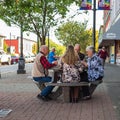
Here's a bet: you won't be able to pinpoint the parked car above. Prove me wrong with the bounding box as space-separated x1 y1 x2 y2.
24 55 32 63
11 55 19 64
0 50 11 65
28 52 36 62
24 52 36 63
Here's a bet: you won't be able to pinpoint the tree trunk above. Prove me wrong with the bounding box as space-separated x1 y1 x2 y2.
40 36 46 45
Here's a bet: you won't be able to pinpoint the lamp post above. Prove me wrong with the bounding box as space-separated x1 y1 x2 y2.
10 32 11 54
48 30 50 52
37 35 40 53
93 0 96 49
17 23 26 74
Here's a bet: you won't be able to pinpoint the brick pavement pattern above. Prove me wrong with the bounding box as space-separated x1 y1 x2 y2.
0 68 117 120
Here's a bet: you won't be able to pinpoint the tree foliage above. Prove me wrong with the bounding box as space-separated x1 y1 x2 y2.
3 41 8 52
55 21 93 52
0 0 82 45
32 43 37 54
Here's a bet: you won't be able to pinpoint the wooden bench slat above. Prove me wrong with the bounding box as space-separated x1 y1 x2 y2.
45 80 103 102
45 82 89 87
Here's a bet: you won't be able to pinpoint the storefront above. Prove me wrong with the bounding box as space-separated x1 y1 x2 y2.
99 18 120 65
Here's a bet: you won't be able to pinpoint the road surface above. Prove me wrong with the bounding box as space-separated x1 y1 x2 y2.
0 63 33 73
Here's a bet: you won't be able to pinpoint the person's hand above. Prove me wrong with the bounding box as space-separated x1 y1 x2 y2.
81 61 88 67
54 55 60 59
52 61 58 65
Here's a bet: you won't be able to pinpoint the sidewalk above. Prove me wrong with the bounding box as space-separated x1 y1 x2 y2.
0 66 117 120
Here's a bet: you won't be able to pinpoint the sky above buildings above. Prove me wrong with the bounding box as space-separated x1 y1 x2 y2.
0 2 103 44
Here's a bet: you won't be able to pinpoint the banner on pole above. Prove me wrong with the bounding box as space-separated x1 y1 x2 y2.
98 0 110 10
80 0 92 10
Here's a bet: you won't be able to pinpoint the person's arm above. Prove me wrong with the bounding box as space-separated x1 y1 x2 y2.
81 61 88 67
98 50 101 56
50 52 57 60
40 56 56 69
52 52 58 60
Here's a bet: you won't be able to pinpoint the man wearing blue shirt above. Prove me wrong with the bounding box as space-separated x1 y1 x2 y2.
48 47 57 63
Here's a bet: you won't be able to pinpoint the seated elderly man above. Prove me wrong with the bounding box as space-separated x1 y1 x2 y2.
32 45 57 101
74 44 85 61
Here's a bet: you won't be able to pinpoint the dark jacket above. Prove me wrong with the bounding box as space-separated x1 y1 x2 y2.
78 52 85 61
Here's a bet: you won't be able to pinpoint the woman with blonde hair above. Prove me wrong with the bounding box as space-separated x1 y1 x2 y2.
61 45 84 102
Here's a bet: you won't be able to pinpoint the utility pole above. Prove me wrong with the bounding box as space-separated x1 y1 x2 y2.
93 0 96 49
10 32 11 54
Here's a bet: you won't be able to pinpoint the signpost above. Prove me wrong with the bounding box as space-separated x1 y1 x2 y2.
80 0 110 48
93 0 96 49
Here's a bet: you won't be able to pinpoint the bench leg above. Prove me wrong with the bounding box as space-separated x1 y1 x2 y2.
89 84 98 95
62 87 70 102
48 87 62 100
35 82 46 91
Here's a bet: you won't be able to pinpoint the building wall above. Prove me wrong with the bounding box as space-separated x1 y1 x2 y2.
110 0 120 24
0 36 5 50
103 0 120 31
4 39 19 54
98 25 104 44
104 12 110 31
4 38 37 55
103 7 111 31
18 37 37 55
23 39 35 54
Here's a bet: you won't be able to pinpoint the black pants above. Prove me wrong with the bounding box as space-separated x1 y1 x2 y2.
80 71 90 97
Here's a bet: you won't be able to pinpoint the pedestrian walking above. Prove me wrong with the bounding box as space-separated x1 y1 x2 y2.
98 46 109 67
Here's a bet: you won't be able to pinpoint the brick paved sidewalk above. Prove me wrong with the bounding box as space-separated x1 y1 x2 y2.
0 71 117 120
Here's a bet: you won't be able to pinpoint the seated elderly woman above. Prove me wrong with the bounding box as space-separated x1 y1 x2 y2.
81 46 104 95
82 46 104 82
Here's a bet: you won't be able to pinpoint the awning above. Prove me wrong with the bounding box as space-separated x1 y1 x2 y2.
100 17 120 46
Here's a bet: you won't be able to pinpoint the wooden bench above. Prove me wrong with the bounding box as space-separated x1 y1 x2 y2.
46 80 103 102
46 82 89 102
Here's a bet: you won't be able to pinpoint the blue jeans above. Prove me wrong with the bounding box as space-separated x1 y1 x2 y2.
33 77 54 97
